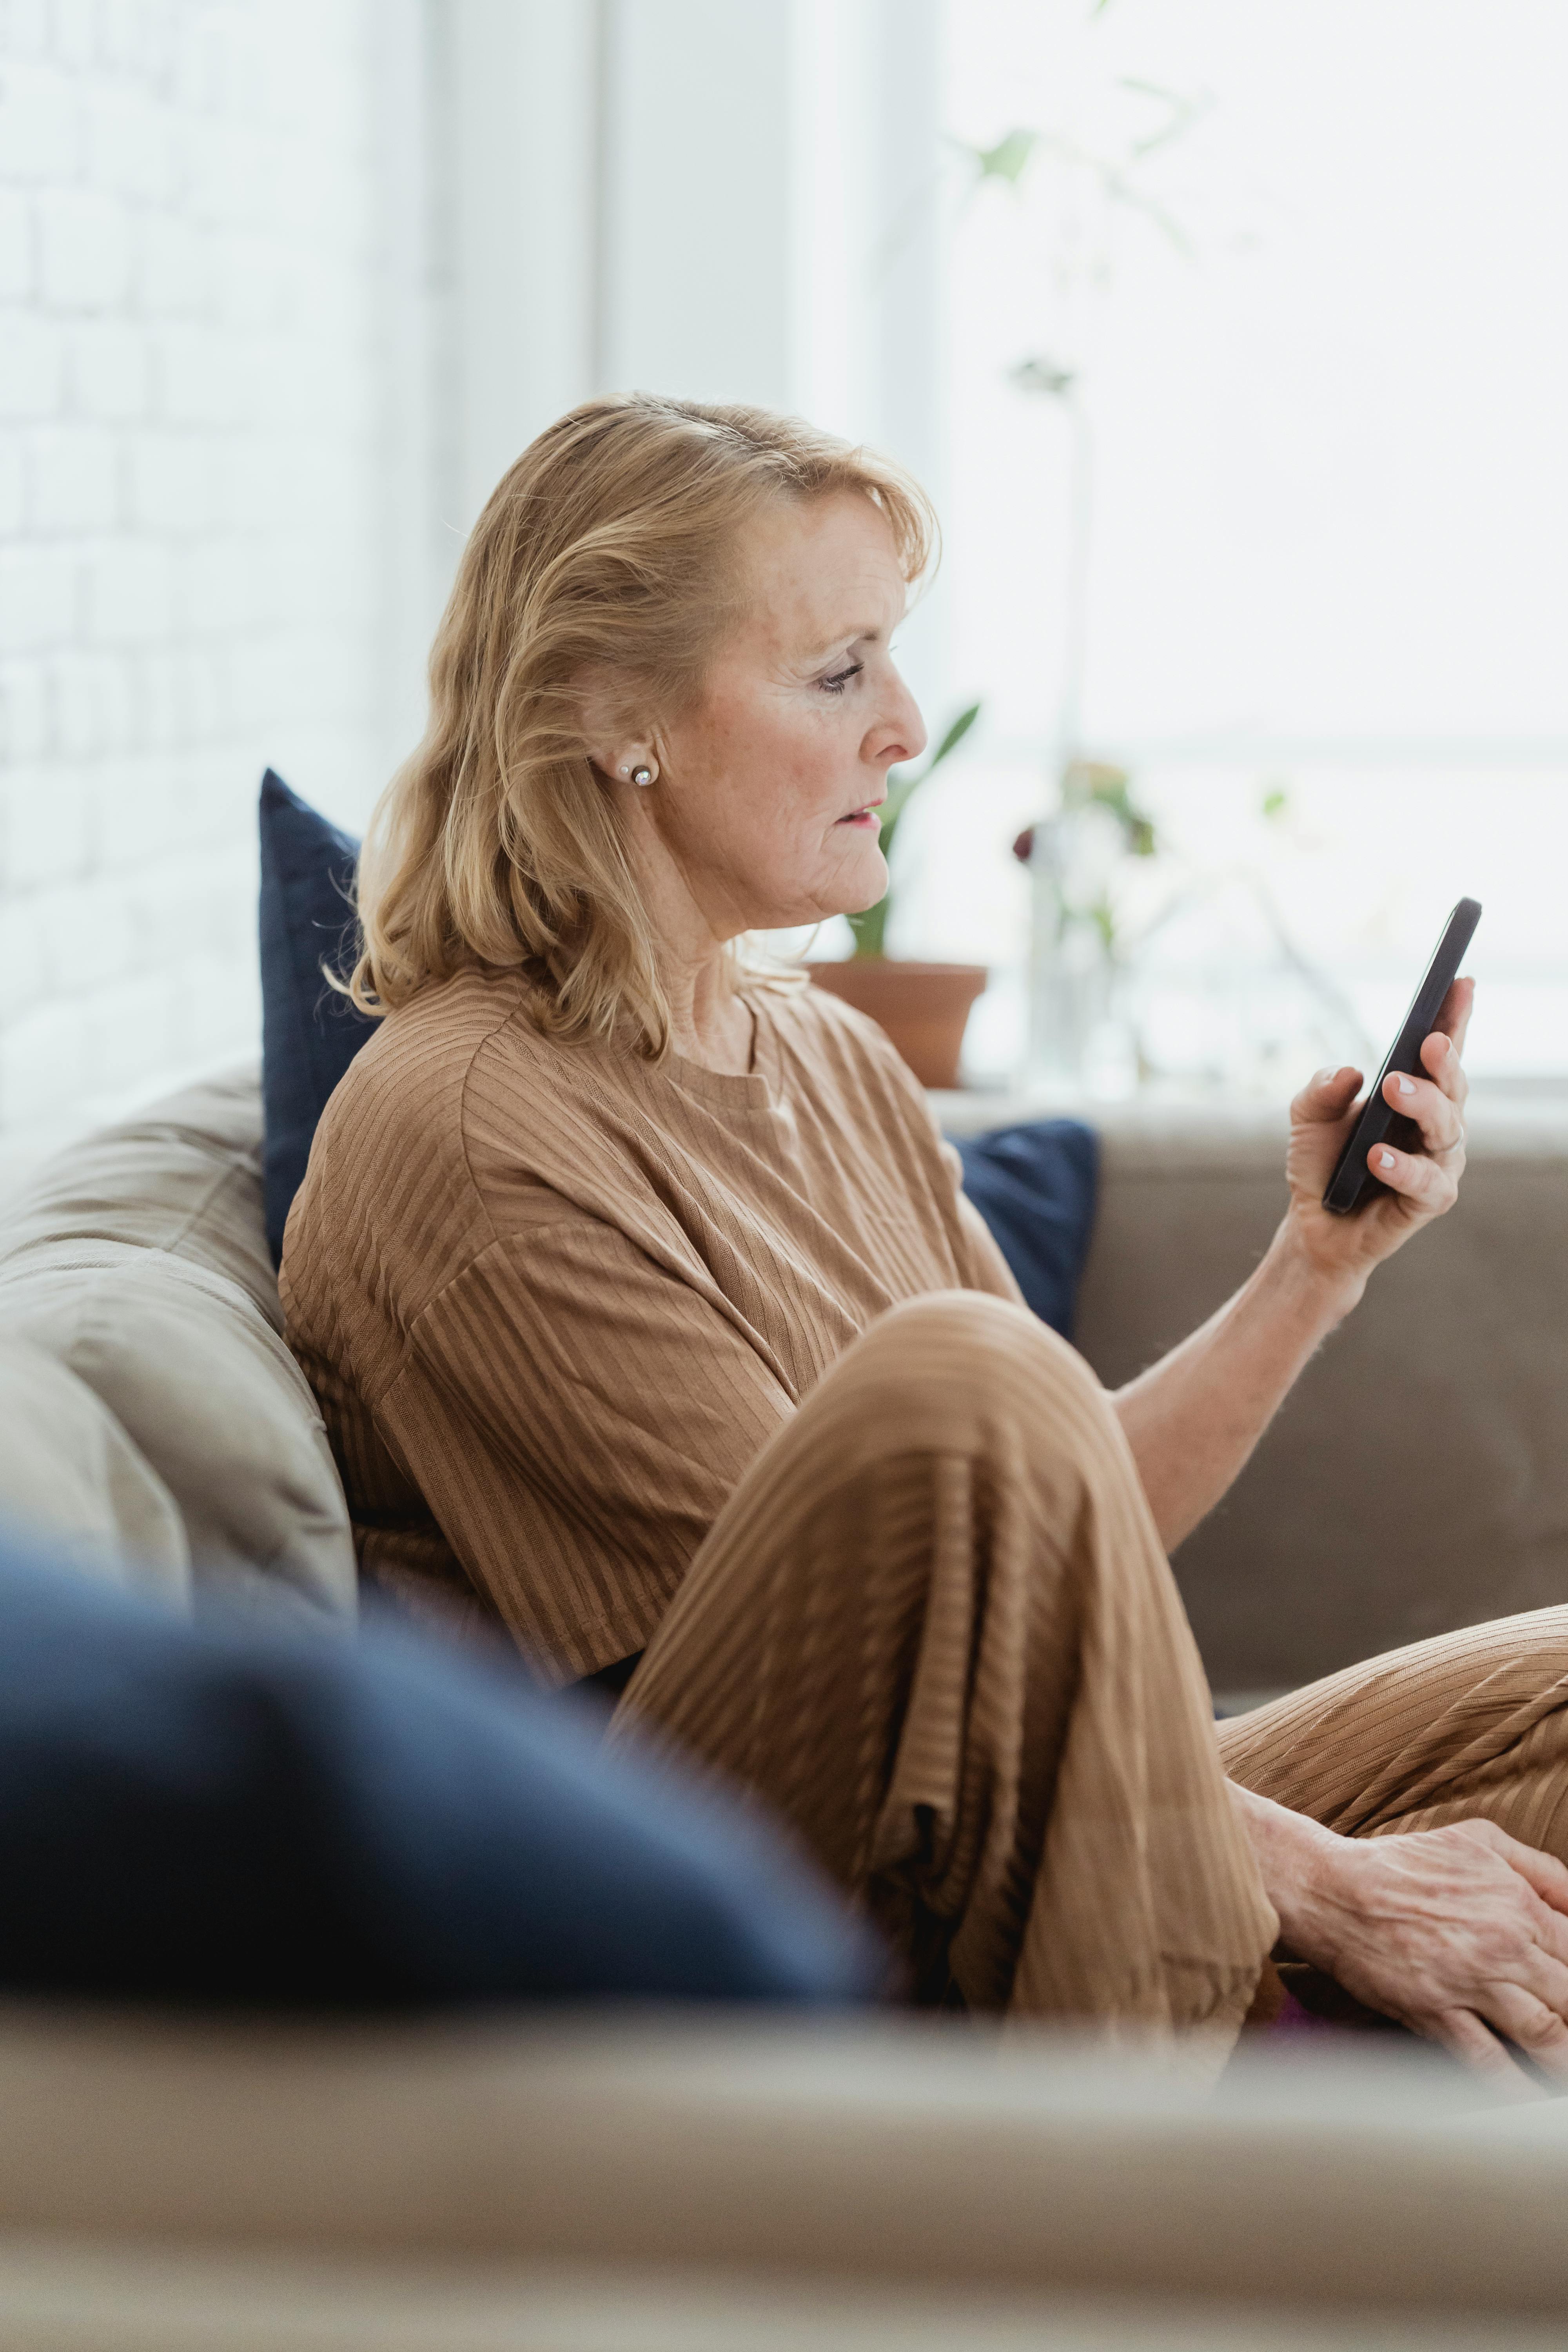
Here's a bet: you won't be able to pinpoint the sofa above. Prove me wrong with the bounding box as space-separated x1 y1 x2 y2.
7 1064 1564 1692
3 1067 1567 2345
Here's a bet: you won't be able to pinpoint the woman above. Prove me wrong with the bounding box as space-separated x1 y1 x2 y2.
283 394 1568 2084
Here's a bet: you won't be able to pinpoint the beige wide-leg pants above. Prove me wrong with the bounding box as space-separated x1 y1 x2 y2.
614 1291 1278 2043
614 1289 1568 2055
1218 1612 1568 1855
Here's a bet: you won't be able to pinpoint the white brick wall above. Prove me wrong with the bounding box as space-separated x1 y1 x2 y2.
0 0 422 1139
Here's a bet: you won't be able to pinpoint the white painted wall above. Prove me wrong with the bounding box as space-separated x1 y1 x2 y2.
599 0 793 414
788 0 950 745
441 0 948 584
0 0 949 1145
0 0 436 1139
442 0 601 532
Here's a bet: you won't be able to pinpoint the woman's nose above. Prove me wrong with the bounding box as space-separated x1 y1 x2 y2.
874 679 927 769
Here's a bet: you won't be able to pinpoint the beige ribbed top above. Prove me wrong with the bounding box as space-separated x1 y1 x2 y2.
279 967 1019 1682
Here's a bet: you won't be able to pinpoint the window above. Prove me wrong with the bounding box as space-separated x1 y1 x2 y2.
907 0 1568 1083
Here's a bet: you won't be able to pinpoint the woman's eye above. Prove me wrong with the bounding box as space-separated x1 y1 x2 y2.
818 661 863 697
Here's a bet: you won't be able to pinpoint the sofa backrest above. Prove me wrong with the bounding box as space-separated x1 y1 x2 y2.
0 1071 356 1621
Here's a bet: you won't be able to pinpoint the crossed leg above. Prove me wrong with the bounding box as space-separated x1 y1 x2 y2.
1220 1611 1568 1859
612 1291 1276 2047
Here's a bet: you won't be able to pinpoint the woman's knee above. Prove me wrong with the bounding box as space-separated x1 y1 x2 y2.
868 1287 1097 1395
818 1290 1110 1466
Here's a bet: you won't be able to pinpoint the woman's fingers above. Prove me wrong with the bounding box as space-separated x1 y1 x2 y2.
1381 1067 1466 1155
1367 978 1474 1194
1512 1837 1568 1921
1367 1139 1461 1212
1361 984 1472 1209
1430 974 1476 1060
1470 1985 1568 2086
1425 2007 1546 2100
1371 1053 1466 1214
1417 1897 1568 2089
1513 1933 1568 2027
1291 1063 1362 1127
1422 1024 1471 1105
1458 1819 1568 1946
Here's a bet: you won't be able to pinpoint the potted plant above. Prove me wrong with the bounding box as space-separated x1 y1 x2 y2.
808 702 985 1088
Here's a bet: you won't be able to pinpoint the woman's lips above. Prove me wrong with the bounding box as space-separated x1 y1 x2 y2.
836 808 882 829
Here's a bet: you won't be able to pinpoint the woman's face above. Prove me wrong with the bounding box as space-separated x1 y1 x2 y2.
648 492 928 938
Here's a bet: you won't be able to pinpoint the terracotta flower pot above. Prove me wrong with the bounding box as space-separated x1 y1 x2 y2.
808 959 988 1090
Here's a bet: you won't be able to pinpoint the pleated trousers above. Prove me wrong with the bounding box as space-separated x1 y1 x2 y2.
612 1290 1279 2047
1218 1611 1568 1857
613 1289 1568 2056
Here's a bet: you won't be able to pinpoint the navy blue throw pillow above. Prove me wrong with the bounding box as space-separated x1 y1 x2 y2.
0 1530 880 2010
954 1117 1100 1340
258 769 376 1266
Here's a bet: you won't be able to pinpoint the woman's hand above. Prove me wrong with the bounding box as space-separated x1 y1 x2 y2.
1236 1785 1568 2092
1299 1820 1568 2089
1280 976 1474 1300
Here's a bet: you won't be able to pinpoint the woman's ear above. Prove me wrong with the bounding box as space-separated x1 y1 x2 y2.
575 668 650 786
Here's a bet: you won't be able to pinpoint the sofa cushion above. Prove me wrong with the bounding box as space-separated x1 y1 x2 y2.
259 769 376 1268
0 1535 878 2009
0 1066 280 1329
0 1340 189 1603
0 1248 355 1621
0 1075 355 1621
1073 1096 1568 1692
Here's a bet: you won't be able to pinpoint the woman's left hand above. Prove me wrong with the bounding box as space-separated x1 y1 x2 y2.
1287 1816 1568 2092
1281 976 1474 1296
1234 1783 1568 2093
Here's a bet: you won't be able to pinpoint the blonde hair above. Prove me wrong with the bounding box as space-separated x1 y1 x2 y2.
343 394 935 1056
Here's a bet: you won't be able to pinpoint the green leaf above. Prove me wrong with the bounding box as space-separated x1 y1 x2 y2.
972 128 1037 186
881 701 982 836
927 699 982 771
1260 784 1290 822
875 773 921 851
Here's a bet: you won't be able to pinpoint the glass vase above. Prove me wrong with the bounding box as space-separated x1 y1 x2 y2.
1027 808 1137 1095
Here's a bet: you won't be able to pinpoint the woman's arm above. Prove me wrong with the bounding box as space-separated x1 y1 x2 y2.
1113 981 1474 1551
1112 1219 1356 1554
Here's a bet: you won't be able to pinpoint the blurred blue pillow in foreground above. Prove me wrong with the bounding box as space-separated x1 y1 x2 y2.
0 1529 880 2011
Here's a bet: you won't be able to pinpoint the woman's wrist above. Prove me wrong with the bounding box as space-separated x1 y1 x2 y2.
1229 1779 1351 1963
1263 1210 1368 1334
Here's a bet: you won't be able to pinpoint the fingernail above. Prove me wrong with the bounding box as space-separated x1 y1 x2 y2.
1379 1149 1397 1169
1312 1067 1333 1087
1396 1075 1416 1096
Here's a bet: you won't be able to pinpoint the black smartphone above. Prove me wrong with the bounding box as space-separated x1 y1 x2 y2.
1321 897 1482 1216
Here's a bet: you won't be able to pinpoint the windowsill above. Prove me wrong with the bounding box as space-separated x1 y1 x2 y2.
934 1076 1568 1160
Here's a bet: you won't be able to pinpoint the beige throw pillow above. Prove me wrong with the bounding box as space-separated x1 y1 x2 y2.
0 1070 356 1620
